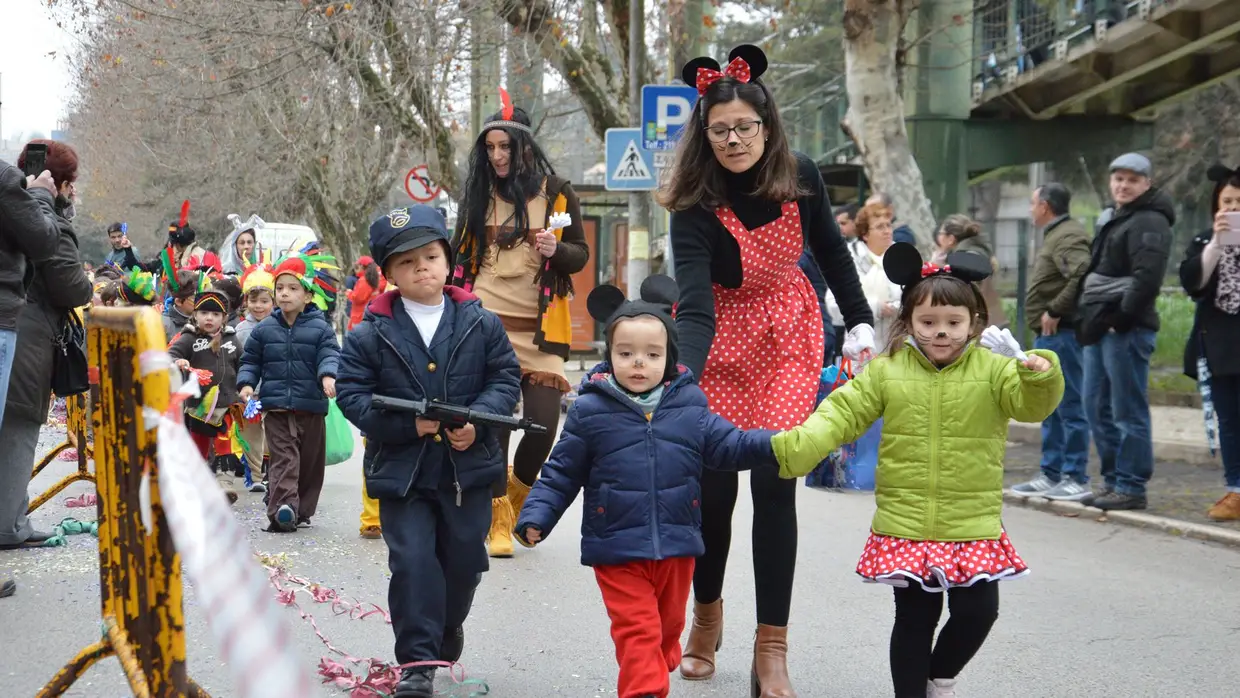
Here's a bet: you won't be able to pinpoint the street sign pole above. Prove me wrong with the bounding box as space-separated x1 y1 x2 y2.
627 0 650 299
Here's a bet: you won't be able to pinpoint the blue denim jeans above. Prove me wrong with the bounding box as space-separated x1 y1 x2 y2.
1084 329 1157 496
0 329 16 428
1035 329 1090 483
1211 373 1240 491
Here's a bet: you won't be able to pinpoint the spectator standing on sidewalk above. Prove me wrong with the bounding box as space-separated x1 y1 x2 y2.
104 222 139 268
1012 183 1093 501
1077 153 1174 511
866 191 918 246
1180 164 1240 521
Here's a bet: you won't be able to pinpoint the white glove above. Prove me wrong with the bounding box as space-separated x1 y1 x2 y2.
980 326 1028 362
841 323 877 364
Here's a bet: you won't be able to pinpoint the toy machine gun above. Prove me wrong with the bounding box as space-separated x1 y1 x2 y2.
370 395 549 434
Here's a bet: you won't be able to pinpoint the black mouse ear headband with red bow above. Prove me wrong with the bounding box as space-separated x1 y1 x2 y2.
883 242 993 289
682 44 769 97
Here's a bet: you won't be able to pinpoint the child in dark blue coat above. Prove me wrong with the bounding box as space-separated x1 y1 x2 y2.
515 276 777 698
236 251 340 533
335 206 521 698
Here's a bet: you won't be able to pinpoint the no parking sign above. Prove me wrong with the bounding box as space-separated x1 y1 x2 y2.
404 165 441 203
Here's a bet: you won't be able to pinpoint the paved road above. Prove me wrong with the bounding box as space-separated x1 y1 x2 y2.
2 426 1238 697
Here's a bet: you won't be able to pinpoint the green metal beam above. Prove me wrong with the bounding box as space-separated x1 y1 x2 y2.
963 117 1153 172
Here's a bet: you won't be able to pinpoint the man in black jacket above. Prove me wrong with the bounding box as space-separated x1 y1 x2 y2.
0 163 60 426
1078 153 1173 511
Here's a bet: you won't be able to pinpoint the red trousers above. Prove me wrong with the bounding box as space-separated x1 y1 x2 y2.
594 557 695 698
189 430 213 460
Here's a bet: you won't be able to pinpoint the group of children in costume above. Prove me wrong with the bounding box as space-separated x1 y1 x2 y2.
328 195 1064 698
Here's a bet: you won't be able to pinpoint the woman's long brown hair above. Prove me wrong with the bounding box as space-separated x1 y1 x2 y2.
655 78 805 211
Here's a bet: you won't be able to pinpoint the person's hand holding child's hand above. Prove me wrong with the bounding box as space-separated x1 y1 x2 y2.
321 376 336 397
1022 354 1052 373
524 526 542 544
239 386 254 400
174 359 191 372
416 418 440 438
446 423 476 451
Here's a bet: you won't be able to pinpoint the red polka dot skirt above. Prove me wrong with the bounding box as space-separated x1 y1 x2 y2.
701 202 824 430
855 529 1029 591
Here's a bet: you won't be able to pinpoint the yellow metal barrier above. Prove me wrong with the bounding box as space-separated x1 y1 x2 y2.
28 392 96 513
37 307 210 698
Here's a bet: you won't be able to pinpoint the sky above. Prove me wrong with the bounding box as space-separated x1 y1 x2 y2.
0 0 75 140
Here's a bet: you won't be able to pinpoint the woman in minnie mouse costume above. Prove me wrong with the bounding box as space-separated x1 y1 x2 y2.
773 243 1064 698
657 44 877 697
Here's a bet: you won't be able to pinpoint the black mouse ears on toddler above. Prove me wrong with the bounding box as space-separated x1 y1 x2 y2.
883 242 994 289
586 275 680 325
681 44 769 94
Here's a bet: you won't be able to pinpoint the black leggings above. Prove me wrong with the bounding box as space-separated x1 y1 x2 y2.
491 378 563 497
890 582 1000 697
693 466 798 626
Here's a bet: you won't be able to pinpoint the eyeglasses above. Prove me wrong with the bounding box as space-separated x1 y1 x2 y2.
704 120 763 143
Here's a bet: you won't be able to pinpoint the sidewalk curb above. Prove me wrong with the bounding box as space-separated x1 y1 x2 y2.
1003 492 1240 547
1007 423 1216 467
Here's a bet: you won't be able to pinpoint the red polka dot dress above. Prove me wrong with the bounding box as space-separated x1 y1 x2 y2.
701 202 824 430
855 530 1029 591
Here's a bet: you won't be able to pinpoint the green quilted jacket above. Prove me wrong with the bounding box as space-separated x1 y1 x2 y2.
772 343 1064 541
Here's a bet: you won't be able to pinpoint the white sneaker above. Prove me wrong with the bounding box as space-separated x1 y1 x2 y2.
1043 479 1092 501
927 678 957 697
1010 474 1056 497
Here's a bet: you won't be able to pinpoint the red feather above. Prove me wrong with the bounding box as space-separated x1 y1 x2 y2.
498 87 514 121
178 200 191 227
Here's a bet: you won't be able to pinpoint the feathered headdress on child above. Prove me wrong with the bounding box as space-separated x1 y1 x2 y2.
271 251 339 307
118 268 159 306
479 86 532 135
240 260 275 296
159 200 192 293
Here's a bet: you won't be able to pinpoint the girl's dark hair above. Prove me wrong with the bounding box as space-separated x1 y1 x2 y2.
454 107 556 270
939 213 983 242
247 286 271 300
884 275 988 356
656 78 805 211
173 271 199 301
363 262 380 289
213 276 243 313
94 266 123 281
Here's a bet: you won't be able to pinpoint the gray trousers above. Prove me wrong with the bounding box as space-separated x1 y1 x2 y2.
0 416 40 545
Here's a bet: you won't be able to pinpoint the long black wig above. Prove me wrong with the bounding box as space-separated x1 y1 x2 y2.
454 106 557 270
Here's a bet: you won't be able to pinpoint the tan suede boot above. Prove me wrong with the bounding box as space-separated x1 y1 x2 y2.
487 497 514 558
506 468 534 516
679 599 723 680
1208 492 1240 521
750 624 796 698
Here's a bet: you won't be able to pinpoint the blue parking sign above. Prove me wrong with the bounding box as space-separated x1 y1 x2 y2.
641 85 699 151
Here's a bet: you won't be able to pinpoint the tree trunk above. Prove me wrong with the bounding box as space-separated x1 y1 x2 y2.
841 0 937 248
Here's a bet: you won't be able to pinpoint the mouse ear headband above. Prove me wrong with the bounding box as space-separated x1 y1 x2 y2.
586 275 681 325
683 44 768 96
1207 163 1240 183
883 242 993 289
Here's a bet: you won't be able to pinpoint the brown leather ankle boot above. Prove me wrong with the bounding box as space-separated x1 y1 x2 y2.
679 599 723 680
750 624 796 698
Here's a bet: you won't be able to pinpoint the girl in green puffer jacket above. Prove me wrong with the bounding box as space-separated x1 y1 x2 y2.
772 243 1064 698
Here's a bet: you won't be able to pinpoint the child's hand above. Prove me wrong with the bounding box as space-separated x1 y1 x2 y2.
416 418 440 437
174 358 191 372
525 526 542 544
1022 354 1052 373
321 376 336 398
446 423 476 451
239 386 254 401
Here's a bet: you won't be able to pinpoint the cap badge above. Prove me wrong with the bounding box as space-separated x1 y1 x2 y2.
388 208 410 228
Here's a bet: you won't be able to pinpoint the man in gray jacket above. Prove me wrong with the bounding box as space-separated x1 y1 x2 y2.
0 160 61 598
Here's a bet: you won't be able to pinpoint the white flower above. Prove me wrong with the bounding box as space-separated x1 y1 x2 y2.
548 212 572 230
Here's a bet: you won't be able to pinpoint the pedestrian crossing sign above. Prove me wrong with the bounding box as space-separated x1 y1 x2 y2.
605 128 658 191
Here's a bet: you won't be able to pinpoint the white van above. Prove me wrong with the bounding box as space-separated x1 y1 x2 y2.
255 223 319 258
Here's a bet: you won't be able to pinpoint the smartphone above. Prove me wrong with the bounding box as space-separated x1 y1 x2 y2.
1223 212 1240 247
22 144 48 179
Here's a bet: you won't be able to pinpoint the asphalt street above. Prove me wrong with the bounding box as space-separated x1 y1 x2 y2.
2 425 1238 698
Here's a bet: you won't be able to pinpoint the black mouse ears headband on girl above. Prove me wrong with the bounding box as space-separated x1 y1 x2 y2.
682 44 769 96
586 275 681 325
479 86 531 135
1207 163 1240 182
883 242 993 288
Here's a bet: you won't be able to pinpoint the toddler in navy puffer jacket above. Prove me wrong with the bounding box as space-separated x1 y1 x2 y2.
515 276 777 698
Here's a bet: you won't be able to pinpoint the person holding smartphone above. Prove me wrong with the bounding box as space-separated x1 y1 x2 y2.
1181 164 1240 521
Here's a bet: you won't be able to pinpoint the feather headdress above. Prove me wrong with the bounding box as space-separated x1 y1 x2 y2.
479 86 532 135
119 268 159 306
240 260 275 295
272 251 339 306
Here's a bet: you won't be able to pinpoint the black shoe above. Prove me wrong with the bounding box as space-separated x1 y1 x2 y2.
1093 491 1147 511
393 668 435 698
0 579 15 598
0 530 54 551
1080 484 1115 507
297 518 311 528
440 626 464 663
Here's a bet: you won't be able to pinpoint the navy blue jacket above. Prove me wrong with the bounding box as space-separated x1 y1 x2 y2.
236 305 339 414
893 222 916 246
335 288 521 500
515 365 777 567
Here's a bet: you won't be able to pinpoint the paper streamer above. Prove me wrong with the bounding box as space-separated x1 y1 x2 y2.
157 414 315 698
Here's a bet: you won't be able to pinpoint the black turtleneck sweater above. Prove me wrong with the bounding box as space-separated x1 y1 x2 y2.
669 152 873 377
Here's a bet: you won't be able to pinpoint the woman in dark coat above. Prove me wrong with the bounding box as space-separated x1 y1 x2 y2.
0 141 93 550
1181 164 1240 522
658 46 876 697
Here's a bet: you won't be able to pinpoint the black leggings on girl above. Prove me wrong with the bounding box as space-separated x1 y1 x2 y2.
890 582 999 697
693 466 798 626
490 378 562 498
